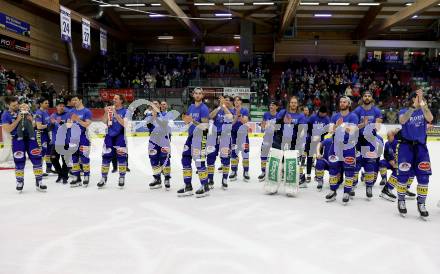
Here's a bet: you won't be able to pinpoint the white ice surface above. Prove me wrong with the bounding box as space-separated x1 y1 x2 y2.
0 136 440 274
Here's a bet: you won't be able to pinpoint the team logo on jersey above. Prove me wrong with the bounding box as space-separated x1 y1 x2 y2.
220 147 230 156
79 146 89 153
366 151 378 158
242 143 249 150
183 145 189 152
117 147 127 155
42 142 47 148
399 162 411 172
418 162 431 171
344 157 355 165
161 147 170 153
30 148 41 156
192 148 201 156
149 149 157 156
329 155 339 163
206 146 215 153
13 151 24 159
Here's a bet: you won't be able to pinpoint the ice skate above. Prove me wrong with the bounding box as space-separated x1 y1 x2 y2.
36 180 47 192
258 172 266 182
83 176 89 188
229 171 237 181
398 200 407 217
55 175 63 183
342 192 350 205
417 203 429 219
349 190 355 200
306 175 311 183
208 179 214 189
316 180 323 191
70 176 82 188
326 191 337 202
299 175 307 188
195 184 210 198
149 178 162 189
97 177 107 188
379 177 387 186
406 190 416 200
177 184 193 197
164 179 170 190
380 186 396 202
366 186 373 200
221 178 228 190
16 182 24 192
118 177 125 188
243 171 250 182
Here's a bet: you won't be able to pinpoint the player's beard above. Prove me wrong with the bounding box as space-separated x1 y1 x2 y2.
363 99 371 105
340 106 349 111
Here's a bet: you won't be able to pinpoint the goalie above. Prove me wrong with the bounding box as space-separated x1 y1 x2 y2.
264 96 307 196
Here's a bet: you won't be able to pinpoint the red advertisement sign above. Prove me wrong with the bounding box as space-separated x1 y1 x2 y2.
99 89 135 102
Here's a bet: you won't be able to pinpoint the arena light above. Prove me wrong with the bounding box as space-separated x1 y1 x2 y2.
412 15 418 19
125 3 145 7
233 35 240 39
300 2 320 5
314 13 332 17
358 2 380 6
328 2 350 5
253 2 275 5
194 2 215 6
223 2 245 5
151 3 162 6
99 4 119 7
405 3 413 6
215 13 232 17
157 35 174 40
150 14 165 17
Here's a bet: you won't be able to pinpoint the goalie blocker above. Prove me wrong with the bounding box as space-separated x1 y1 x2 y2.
264 148 300 197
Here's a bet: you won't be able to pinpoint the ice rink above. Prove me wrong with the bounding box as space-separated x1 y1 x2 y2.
1 136 440 274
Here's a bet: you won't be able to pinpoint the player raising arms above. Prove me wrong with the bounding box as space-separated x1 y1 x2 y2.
178 88 211 197
208 96 233 189
1 96 46 192
229 96 251 182
258 101 278 181
97 94 128 189
68 95 92 187
396 89 433 218
325 96 359 204
353 90 383 199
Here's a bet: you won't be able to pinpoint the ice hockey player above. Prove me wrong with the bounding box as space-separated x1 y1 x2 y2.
315 137 334 191
325 96 359 204
68 95 92 187
1 96 46 192
208 96 233 189
97 94 128 189
34 98 55 176
229 96 251 182
395 89 433 218
258 100 278 181
353 90 383 199
177 88 211 197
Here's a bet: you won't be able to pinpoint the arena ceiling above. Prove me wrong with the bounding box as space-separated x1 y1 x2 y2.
59 0 440 44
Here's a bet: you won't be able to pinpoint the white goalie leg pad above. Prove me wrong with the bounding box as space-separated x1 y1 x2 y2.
284 150 300 197
264 148 284 194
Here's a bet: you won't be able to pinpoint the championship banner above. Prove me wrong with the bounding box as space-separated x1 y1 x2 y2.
99 89 134 102
100 28 107 55
82 18 91 50
0 34 30 55
0 12 30 37
60 6 71 42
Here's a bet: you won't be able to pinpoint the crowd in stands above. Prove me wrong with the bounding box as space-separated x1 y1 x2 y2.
273 57 440 124
81 53 239 90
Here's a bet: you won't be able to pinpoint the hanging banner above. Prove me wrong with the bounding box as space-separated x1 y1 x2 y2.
60 6 71 42
0 12 31 37
82 18 91 50
100 28 107 55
